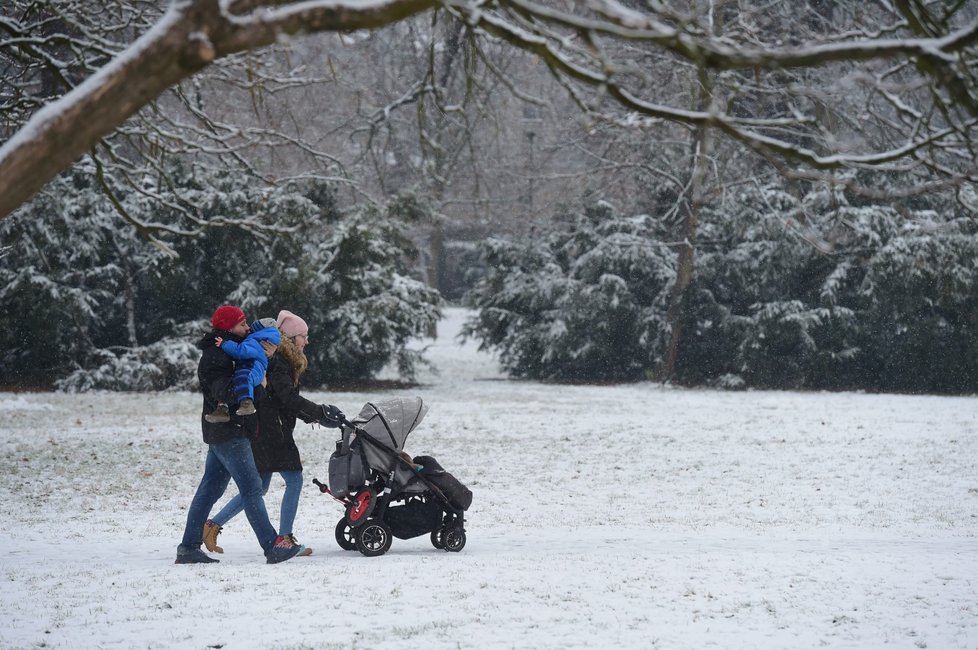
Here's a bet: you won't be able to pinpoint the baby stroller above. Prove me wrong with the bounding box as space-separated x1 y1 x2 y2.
312 397 472 557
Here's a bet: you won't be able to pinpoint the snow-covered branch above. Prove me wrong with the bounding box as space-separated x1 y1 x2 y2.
0 0 438 221
2 0 977 224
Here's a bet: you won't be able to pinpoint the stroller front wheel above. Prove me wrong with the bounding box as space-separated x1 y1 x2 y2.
354 519 393 557
345 488 377 527
335 517 357 551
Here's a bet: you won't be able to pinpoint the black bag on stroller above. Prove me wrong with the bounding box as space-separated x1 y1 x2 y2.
327 439 365 499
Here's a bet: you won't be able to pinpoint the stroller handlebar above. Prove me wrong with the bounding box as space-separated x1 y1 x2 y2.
318 404 353 430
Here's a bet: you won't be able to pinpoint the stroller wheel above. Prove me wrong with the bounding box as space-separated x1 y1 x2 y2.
430 527 446 549
443 526 466 553
345 488 376 527
354 519 392 557
334 517 357 551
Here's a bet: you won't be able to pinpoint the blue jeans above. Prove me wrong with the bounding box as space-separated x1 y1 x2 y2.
179 437 277 552
212 470 304 536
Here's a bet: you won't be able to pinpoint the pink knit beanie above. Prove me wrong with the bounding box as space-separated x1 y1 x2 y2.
276 310 309 338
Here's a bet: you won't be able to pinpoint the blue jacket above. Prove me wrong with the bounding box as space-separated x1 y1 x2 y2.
220 325 282 389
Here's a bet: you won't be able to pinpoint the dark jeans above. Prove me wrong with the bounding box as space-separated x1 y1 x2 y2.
179 437 277 552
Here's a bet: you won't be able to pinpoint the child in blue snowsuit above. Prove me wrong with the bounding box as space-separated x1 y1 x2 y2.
205 319 281 422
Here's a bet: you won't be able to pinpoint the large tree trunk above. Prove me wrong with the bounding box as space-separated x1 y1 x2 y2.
655 73 715 382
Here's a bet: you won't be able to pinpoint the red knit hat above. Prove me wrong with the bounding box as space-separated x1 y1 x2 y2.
211 305 246 331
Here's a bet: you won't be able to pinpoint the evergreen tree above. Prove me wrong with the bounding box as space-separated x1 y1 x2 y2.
464 186 978 394
465 200 675 381
0 163 170 386
857 221 978 393
0 166 442 390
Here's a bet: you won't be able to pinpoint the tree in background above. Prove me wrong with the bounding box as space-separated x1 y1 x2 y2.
0 164 440 390
464 185 978 394
2 0 976 222
464 199 676 381
3 0 977 393
0 161 159 387
223 190 443 386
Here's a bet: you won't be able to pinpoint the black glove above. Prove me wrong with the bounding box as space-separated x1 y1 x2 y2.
320 404 345 428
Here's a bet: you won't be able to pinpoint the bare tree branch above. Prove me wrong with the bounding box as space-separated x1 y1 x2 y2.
0 0 437 220
2 0 977 223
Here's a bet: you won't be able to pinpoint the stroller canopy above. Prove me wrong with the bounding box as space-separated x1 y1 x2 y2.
352 397 429 453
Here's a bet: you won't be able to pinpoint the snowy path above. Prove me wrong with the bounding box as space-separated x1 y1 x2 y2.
0 308 976 649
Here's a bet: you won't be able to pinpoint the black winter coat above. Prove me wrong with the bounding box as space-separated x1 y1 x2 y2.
196 330 253 444
252 356 321 473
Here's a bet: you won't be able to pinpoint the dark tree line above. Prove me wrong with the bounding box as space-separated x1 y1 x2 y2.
2 1 977 392
464 185 978 394
0 163 440 390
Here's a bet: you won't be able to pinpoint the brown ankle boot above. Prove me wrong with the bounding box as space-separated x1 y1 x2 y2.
203 520 224 553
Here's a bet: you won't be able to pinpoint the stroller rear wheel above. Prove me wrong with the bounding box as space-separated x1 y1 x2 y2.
443 526 466 552
354 519 393 557
334 517 357 551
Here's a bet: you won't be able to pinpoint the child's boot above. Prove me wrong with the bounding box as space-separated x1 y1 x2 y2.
236 399 256 416
205 404 230 423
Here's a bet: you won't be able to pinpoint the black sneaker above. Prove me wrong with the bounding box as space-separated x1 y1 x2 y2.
205 404 230 423
175 546 219 564
265 535 301 564
235 399 256 416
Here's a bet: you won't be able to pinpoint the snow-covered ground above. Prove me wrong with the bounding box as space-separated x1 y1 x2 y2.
1 307 976 649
